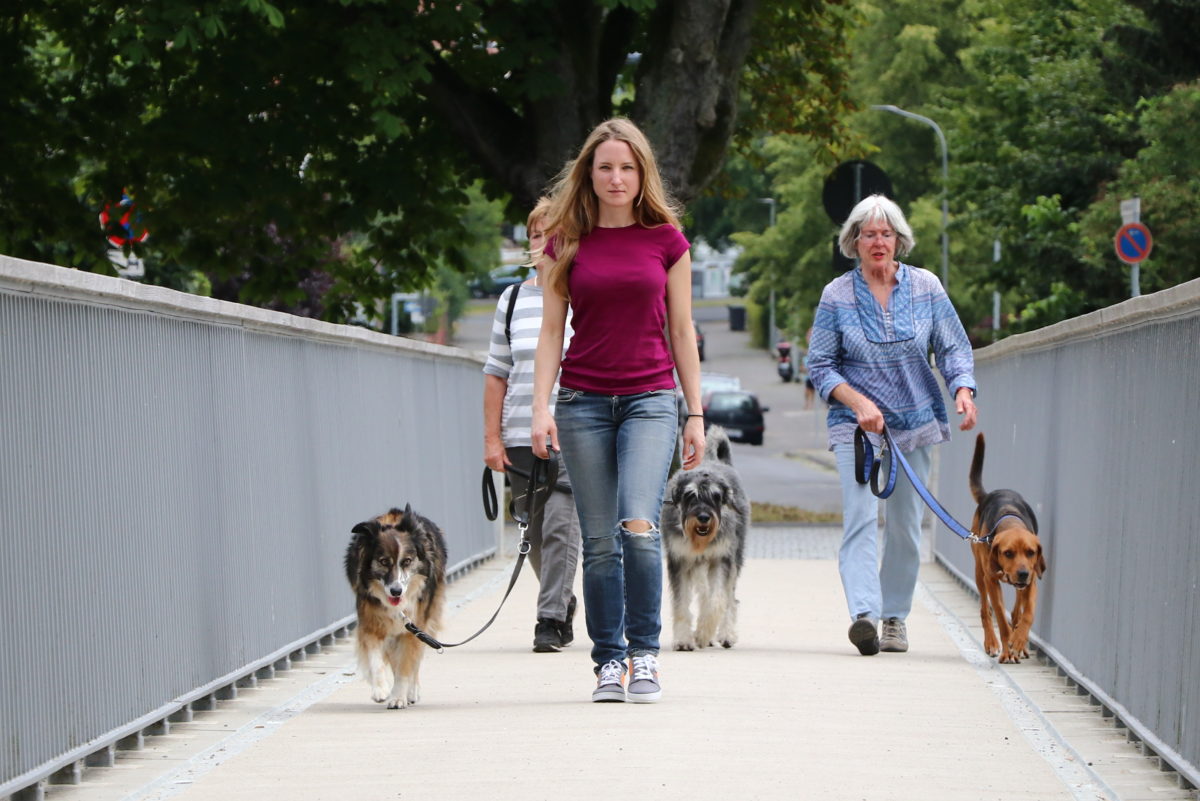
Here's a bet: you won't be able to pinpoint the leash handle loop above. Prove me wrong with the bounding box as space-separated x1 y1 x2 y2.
482 467 499 521
854 424 976 542
425 454 553 652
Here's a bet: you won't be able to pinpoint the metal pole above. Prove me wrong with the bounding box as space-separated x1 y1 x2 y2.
992 239 1001 334
871 105 950 288
758 198 777 346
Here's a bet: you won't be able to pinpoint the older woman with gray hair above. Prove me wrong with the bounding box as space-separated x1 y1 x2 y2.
806 194 978 656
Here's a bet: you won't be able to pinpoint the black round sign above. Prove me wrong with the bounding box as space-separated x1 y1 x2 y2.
822 160 893 225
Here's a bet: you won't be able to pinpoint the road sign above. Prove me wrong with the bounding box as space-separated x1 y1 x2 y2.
1114 222 1153 264
821 160 893 225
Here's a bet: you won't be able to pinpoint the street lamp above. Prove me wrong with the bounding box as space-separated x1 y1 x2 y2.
871 104 950 288
758 197 778 346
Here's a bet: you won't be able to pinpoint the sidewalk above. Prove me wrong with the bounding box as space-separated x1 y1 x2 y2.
46 527 1190 801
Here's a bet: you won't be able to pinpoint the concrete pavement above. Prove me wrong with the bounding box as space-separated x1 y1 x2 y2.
42 522 1194 801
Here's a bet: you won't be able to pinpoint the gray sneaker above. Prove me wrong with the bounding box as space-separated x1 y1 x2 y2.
592 659 626 702
848 613 880 656
627 654 661 703
880 617 909 652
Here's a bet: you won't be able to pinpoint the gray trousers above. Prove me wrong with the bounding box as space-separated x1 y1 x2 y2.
505 447 581 622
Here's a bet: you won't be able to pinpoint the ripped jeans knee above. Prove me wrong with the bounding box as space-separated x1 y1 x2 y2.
620 518 659 537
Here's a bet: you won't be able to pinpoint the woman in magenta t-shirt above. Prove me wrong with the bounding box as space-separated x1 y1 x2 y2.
532 118 705 704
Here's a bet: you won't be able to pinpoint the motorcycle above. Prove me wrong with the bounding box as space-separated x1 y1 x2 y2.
776 340 794 383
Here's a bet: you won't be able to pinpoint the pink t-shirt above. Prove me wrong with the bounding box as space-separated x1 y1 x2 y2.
548 223 690 395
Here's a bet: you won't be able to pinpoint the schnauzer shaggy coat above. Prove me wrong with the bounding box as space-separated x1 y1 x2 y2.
661 426 750 650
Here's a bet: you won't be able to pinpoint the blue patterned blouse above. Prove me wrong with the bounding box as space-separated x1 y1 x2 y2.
806 263 977 453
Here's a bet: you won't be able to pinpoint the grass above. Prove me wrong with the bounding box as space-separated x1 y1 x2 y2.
750 501 841 525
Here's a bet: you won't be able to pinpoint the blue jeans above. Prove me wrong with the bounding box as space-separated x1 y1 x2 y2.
554 387 678 667
833 442 932 622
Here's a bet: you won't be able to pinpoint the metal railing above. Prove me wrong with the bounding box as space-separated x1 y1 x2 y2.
934 277 1200 790
0 255 499 797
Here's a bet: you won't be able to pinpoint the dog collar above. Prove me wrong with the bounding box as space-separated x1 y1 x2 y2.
982 514 1026 544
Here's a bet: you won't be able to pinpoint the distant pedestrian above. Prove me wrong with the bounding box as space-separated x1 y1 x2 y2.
531 118 704 703
806 194 977 656
483 199 580 653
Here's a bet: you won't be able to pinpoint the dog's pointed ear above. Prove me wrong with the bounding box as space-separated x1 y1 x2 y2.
1036 544 1047 577
351 520 379 539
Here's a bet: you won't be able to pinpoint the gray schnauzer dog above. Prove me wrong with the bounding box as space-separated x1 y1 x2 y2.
661 426 749 650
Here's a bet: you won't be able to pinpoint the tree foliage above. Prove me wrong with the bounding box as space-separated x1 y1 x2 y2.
2 1 855 325
728 0 1200 345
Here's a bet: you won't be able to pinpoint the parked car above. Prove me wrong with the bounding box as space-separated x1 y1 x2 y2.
701 389 768 446
679 372 741 417
469 265 526 298
694 320 706 361
700 372 740 394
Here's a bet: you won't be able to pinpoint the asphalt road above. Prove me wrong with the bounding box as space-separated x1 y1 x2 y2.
454 297 842 514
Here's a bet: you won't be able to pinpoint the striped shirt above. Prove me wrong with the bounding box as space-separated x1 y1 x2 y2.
482 283 573 447
806 263 976 453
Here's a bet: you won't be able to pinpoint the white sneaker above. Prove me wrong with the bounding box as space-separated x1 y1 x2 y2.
592 659 626 702
627 654 661 703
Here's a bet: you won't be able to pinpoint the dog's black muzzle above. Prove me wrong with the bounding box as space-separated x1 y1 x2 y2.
692 510 716 536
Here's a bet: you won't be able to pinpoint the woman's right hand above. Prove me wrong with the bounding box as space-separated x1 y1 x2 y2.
853 397 885 434
831 381 885 434
530 408 559 460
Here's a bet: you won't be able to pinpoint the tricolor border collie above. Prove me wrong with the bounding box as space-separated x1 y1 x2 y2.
344 505 447 708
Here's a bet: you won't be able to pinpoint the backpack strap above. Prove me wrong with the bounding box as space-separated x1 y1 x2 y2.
504 283 521 346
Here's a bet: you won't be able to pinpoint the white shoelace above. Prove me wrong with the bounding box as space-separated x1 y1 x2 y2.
630 654 658 681
597 659 625 685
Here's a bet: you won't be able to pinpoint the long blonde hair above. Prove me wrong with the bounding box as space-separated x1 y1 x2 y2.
542 118 682 301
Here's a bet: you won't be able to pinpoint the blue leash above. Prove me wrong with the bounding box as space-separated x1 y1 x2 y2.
853 425 984 543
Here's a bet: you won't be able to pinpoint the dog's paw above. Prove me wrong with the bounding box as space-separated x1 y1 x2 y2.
720 636 736 649
1008 639 1030 661
673 639 696 652
369 678 390 703
385 696 410 709
999 649 1020 664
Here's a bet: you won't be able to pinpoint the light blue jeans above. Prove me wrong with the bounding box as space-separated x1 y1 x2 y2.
553 387 678 668
833 442 932 622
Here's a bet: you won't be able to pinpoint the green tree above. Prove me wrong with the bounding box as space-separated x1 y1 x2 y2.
1078 81 1200 296
2 1 856 326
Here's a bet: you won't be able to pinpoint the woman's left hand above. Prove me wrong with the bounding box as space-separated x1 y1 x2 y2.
955 387 978 431
681 417 706 470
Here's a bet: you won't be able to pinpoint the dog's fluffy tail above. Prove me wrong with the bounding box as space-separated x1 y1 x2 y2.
969 432 987 504
705 425 734 465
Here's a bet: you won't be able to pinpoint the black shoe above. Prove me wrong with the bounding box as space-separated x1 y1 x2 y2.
558 594 577 647
848 613 880 656
533 619 563 652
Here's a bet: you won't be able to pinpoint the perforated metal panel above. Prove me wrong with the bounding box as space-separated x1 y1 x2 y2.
934 280 1200 785
0 256 496 793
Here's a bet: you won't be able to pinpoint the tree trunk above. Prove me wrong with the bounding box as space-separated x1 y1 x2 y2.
631 0 759 203
421 0 758 209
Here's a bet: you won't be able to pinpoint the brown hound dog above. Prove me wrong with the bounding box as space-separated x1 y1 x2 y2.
969 433 1047 663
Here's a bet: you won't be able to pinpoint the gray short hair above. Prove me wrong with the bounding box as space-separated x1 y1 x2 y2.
837 194 915 259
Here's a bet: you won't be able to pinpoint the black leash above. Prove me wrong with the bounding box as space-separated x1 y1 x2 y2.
481 461 571 522
405 457 550 652
853 425 984 543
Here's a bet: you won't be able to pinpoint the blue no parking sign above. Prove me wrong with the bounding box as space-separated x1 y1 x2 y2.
1114 222 1153 264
